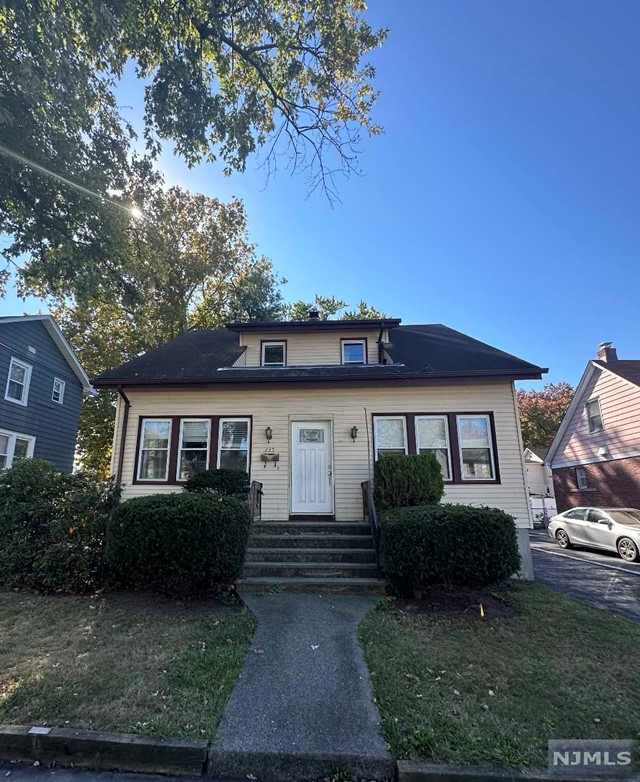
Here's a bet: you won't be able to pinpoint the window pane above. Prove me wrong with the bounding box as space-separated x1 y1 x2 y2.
142 421 170 449
219 449 248 471
7 381 23 401
181 420 209 448
0 435 9 457
458 417 490 447
220 420 249 449
587 400 602 431
14 438 29 460
375 418 405 449
462 448 493 479
418 447 450 480
179 450 208 479
343 342 365 363
139 450 168 480
299 428 324 443
10 363 26 384
263 344 284 364
417 418 447 448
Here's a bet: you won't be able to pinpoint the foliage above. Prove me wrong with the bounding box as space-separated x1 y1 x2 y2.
0 459 121 592
381 504 521 595
0 0 387 301
517 382 574 449
285 294 386 321
374 454 444 511
106 493 251 596
184 469 250 499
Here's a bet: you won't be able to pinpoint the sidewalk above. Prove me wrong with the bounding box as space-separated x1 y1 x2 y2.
209 592 394 782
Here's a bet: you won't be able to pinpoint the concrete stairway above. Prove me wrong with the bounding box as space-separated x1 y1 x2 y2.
239 520 386 594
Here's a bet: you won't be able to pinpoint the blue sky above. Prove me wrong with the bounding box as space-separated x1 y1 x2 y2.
2 0 639 389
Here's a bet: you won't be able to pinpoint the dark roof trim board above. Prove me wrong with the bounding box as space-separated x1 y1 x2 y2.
94 323 547 387
226 318 401 332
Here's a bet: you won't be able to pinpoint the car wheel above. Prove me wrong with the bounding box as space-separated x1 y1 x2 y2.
617 537 639 562
556 529 572 549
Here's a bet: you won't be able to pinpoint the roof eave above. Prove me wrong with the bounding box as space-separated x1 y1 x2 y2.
226 319 402 332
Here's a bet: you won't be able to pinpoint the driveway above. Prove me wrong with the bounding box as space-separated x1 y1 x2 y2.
530 531 640 624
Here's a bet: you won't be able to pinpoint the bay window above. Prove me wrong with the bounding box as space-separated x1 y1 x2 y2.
137 419 171 481
373 416 408 459
456 415 495 480
177 419 210 480
217 418 251 471
415 415 452 480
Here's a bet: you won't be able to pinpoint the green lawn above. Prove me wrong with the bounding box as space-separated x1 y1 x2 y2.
0 590 255 738
361 583 640 768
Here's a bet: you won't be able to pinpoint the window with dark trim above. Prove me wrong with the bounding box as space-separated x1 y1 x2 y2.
261 341 286 367
134 415 252 484
586 399 603 432
371 412 500 484
575 466 589 490
341 339 366 365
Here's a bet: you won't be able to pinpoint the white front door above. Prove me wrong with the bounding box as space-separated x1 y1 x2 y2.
291 421 333 515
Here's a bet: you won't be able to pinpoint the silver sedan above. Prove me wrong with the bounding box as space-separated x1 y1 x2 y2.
547 507 640 562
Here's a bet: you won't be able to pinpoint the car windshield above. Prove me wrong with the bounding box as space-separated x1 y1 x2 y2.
607 510 640 526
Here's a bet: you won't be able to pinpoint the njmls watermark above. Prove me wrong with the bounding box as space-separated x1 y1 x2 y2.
549 741 637 777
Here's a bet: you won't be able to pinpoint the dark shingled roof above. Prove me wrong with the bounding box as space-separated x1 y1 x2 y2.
593 359 640 388
94 323 546 386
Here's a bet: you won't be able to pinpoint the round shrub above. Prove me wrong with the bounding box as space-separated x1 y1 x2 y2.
381 504 521 595
106 492 251 596
374 453 444 511
183 468 249 499
0 458 120 593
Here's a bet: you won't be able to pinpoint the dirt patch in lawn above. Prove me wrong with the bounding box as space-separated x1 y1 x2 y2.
386 584 520 621
106 589 243 616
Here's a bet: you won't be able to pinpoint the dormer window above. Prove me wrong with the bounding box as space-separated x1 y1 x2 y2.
341 339 366 365
262 341 286 367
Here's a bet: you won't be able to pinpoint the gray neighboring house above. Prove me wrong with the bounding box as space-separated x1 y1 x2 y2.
0 315 93 472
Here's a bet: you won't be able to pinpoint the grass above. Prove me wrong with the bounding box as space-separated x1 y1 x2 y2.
0 589 255 738
360 583 640 768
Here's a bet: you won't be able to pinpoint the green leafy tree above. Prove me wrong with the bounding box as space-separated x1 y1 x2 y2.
516 382 575 449
0 0 387 299
285 294 386 320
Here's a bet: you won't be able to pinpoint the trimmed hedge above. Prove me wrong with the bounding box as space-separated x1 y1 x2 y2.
374 453 444 511
0 459 120 593
381 504 521 595
183 468 249 499
106 492 251 596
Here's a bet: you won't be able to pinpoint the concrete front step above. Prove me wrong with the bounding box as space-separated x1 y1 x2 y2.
249 533 375 549
246 547 376 563
238 576 386 595
243 561 380 579
252 521 371 536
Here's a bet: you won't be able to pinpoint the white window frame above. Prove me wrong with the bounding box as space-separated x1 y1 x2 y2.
586 398 603 432
341 339 367 365
217 417 251 473
576 466 588 490
415 415 453 481
261 341 286 367
136 418 172 482
373 415 409 460
176 418 211 481
52 377 66 404
5 357 32 406
0 429 36 469
456 414 496 481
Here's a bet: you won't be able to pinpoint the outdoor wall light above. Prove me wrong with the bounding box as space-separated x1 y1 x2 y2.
351 426 358 441
265 426 273 442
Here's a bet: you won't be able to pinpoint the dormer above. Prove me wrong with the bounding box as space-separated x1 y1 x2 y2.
225 316 402 368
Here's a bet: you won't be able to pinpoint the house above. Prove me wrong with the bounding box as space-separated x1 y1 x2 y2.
94 315 546 588
0 315 93 472
523 447 557 523
547 342 640 511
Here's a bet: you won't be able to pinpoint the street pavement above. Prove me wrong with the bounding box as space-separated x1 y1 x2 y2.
530 530 640 623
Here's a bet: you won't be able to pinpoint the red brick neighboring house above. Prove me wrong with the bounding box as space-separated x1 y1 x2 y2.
546 342 640 511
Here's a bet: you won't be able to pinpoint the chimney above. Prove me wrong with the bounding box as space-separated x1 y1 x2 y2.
597 341 618 363
308 310 320 320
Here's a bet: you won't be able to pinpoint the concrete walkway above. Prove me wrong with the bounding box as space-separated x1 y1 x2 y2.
209 592 394 782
